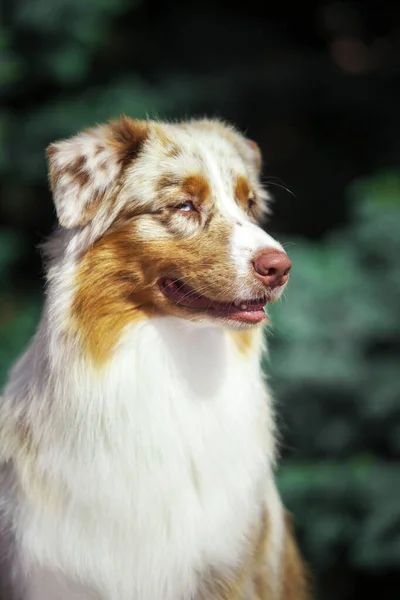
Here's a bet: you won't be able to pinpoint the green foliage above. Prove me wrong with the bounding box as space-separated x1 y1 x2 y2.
1 0 201 190
0 230 41 386
267 171 400 580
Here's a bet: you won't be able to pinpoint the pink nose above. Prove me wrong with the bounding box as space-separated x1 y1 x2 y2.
253 250 292 289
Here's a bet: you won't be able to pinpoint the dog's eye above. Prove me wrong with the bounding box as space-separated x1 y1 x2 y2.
178 201 196 212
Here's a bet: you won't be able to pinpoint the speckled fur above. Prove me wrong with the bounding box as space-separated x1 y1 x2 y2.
0 117 309 600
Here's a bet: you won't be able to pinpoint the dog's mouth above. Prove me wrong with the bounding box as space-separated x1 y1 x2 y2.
159 278 268 324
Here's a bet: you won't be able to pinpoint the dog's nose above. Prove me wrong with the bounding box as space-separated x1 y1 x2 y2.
253 250 292 288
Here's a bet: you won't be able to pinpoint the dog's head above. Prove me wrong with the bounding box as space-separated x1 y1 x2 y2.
47 117 291 362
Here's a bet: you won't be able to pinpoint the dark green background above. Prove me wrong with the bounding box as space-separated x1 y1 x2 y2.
1 1 400 598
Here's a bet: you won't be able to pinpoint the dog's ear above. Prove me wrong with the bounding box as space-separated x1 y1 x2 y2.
46 116 149 229
245 139 262 173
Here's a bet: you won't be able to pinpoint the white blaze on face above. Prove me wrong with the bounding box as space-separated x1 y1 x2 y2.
230 222 283 277
202 146 284 278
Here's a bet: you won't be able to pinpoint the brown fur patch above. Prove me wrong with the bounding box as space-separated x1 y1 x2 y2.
156 173 210 209
280 512 311 600
49 153 90 192
235 175 251 209
70 227 154 365
234 174 264 222
80 188 108 226
181 174 210 203
229 330 258 357
71 161 90 188
107 116 149 168
167 143 181 158
65 155 86 178
94 143 104 156
156 172 180 194
45 144 57 160
252 509 274 599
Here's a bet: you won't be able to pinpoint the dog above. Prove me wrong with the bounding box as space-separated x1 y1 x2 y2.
0 117 309 600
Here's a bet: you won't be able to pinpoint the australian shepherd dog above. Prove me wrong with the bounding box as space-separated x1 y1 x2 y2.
0 117 309 600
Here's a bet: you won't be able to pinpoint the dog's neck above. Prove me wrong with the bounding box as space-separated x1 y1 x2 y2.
5 307 275 459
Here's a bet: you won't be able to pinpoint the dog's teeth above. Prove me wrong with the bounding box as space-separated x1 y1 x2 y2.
240 304 248 310
234 300 242 308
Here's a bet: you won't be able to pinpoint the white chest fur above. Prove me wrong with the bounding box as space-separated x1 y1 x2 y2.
11 317 279 600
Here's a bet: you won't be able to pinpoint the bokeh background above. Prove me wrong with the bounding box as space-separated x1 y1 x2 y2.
1 1 400 598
